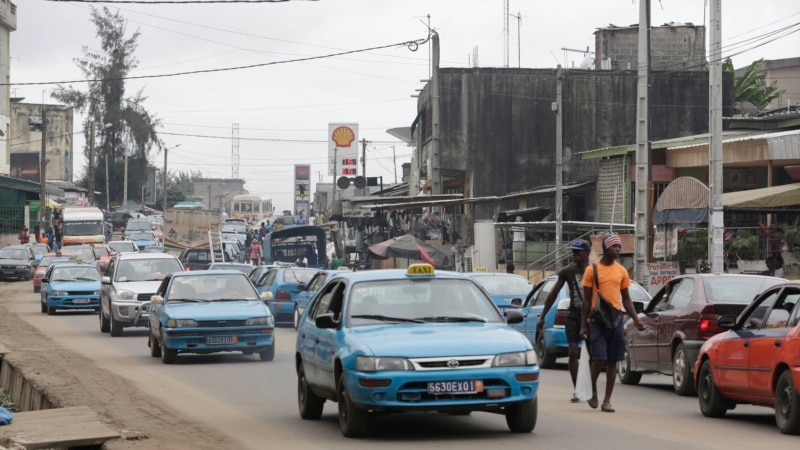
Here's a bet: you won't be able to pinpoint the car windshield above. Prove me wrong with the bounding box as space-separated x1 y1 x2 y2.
347 278 503 326
208 264 252 274
470 274 532 296
52 267 101 282
703 276 784 304
93 247 109 257
129 232 155 240
167 274 258 301
115 258 183 282
0 249 29 259
61 246 94 260
281 269 317 284
108 242 136 253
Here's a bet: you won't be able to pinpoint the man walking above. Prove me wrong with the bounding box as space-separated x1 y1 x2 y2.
536 239 591 402
580 234 644 412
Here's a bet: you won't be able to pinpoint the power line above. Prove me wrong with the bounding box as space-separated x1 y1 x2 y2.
49 0 316 4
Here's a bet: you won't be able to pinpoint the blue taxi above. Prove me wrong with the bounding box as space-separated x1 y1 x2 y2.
463 271 532 310
40 262 102 315
295 264 539 437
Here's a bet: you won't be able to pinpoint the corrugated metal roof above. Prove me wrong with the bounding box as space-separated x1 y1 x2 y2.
654 176 708 212
0 175 65 197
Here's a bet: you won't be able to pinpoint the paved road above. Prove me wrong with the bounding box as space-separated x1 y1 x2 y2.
3 280 797 449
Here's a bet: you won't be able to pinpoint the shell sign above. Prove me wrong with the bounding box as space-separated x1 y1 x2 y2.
328 123 359 177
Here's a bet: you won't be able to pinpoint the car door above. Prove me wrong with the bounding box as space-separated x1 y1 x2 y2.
149 276 172 330
747 287 799 399
655 277 695 370
628 283 674 365
299 280 343 393
510 279 546 343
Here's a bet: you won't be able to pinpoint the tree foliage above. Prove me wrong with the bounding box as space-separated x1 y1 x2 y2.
51 6 161 210
722 58 782 114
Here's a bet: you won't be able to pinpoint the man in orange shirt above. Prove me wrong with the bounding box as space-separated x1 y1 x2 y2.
580 233 644 413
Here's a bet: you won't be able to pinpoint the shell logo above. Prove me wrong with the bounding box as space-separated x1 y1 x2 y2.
331 126 356 147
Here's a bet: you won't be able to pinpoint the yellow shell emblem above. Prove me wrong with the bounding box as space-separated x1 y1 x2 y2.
331 126 355 147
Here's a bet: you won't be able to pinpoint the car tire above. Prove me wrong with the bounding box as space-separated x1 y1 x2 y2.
338 373 368 437
698 359 729 418
160 336 177 364
110 316 124 337
536 334 556 369
673 343 696 396
40 296 47 313
298 364 324 420
618 349 642 385
46 303 56 315
259 345 275 362
34 285 39 293
149 330 161 358
99 308 110 333
775 370 800 434
505 398 537 433
293 307 300 330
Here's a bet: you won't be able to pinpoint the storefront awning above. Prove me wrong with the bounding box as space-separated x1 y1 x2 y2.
723 182 800 209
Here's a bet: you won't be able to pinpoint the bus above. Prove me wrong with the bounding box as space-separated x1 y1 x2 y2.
62 207 105 245
262 225 327 269
232 194 273 223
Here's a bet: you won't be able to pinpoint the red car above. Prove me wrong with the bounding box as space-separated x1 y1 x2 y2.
91 243 113 275
619 274 782 395
32 253 76 293
695 281 800 434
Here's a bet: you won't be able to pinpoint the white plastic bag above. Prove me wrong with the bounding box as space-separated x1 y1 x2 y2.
575 339 593 401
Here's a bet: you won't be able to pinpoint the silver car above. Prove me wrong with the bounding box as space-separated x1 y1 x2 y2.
100 252 184 337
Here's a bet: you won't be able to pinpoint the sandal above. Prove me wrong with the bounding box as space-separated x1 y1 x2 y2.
601 402 615 413
588 396 598 409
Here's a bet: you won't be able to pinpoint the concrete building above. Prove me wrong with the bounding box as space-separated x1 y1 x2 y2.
756 57 800 111
8 101 75 183
0 0 16 175
190 178 247 213
594 22 706 71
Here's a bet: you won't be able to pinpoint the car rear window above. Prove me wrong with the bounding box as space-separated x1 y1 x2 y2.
704 277 784 304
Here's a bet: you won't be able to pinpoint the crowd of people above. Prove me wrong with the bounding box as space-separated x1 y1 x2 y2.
18 209 63 252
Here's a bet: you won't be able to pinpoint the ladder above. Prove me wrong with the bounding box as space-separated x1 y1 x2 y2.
208 230 225 262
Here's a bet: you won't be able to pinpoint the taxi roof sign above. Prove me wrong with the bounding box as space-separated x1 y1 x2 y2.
406 263 435 276
474 267 489 272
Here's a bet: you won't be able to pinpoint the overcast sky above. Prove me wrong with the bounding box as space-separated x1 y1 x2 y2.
11 0 799 211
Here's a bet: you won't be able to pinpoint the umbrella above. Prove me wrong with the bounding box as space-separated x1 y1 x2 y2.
368 234 450 268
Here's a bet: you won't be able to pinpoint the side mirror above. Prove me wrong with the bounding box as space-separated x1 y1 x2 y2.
315 313 338 329
101 276 111 284
150 295 164 304
261 291 273 302
634 301 645 314
504 308 524 324
718 315 737 330
41 278 49 284
297 283 307 292
510 297 523 308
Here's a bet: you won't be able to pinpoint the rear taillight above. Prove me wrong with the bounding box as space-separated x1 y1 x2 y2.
554 309 568 326
275 290 292 302
698 305 721 337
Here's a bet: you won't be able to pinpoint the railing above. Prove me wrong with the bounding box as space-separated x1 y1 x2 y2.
522 230 594 282
0 205 25 233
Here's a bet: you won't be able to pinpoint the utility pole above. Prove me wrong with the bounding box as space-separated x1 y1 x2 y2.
88 121 95 206
554 65 563 271
361 138 367 178
430 31 442 195
38 107 46 224
503 0 509 68
123 142 128 210
511 11 522 68
392 145 397 183
163 146 168 214
634 0 651 284
709 0 725 274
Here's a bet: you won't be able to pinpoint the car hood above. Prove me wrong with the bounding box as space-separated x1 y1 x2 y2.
0 258 30 265
348 323 531 356
115 280 164 294
164 301 270 320
51 280 101 291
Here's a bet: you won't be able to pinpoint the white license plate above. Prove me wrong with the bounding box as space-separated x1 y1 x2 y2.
427 380 484 395
73 298 91 304
206 336 237 345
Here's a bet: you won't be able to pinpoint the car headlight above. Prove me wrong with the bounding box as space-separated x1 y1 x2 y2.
117 290 136 300
246 316 274 326
17 265 31 270
356 356 414 372
52 291 69 296
166 319 198 328
492 350 538 367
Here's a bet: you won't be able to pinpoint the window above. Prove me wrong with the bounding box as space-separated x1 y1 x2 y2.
743 290 779 330
533 279 557 307
667 278 694 310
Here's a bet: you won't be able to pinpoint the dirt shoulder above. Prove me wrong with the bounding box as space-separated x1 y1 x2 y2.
0 282 237 450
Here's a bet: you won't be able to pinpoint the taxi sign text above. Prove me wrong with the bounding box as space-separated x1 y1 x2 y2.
407 264 435 275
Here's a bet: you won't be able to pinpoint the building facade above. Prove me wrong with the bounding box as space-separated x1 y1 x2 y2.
594 22 706 72
0 0 16 175
9 101 75 183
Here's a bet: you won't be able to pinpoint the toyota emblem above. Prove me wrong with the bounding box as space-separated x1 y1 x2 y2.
447 359 459 368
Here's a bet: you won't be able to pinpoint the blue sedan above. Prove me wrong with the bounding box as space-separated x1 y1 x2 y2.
40 262 102 315
146 270 274 364
127 231 161 252
296 264 539 437
463 272 532 310
250 266 319 323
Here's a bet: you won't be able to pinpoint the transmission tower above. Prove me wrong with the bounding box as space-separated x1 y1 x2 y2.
503 0 509 68
231 123 240 178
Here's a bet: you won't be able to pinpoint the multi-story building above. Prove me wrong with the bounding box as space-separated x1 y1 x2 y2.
0 0 17 175
9 101 75 183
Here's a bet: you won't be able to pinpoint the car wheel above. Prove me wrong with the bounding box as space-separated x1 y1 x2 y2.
40 296 47 313
337 373 368 437
298 364 324 420
536 334 556 369
33 285 39 293
99 307 110 333
618 349 642 385
775 371 800 434
698 359 729 418
110 316 124 337
505 398 537 433
673 343 696 396
149 329 161 358
293 307 300 330
258 345 275 362
160 336 177 364
46 303 56 315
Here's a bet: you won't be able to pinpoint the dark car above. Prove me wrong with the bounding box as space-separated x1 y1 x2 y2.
0 245 35 280
179 247 231 271
108 210 136 231
619 273 784 395
122 218 154 240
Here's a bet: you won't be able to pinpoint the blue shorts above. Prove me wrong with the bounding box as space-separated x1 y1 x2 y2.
589 317 625 362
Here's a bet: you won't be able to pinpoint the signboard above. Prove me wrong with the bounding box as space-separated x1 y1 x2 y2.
10 152 41 182
328 123 358 177
646 262 679 295
653 226 678 258
294 164 310 201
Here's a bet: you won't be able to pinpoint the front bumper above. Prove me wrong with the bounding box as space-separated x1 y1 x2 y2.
112 301 151 327
162 326 274 353
46 294 100 310
0 267 32 279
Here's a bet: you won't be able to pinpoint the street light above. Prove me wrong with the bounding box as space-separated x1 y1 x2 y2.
163 144 181 213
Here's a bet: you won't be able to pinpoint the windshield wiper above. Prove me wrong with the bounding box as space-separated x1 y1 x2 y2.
351 314 424 323
75 277 99 281
216 298 248 302
417 316 487 323
171 298 207 302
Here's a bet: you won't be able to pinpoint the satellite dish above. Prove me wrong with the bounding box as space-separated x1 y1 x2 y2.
353 176 367 189
336 176 351 190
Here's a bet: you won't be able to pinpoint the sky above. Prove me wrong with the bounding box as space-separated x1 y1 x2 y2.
10 0 800 212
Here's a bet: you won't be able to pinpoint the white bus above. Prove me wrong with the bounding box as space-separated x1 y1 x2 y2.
62 207 105 245
231 195 273 223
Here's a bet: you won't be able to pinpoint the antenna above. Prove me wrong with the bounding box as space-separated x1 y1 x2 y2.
503 0 510 68
231 123 240 178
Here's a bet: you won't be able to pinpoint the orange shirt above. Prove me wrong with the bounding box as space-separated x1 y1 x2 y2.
582 261 630 310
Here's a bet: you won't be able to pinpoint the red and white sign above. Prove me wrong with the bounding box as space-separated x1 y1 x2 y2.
328 123 359 177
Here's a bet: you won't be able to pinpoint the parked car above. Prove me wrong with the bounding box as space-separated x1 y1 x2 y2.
619 273 784 395
60 245 97 264
100 252 185 337
146 270 274 364
295 264 538 437
251 266 319 323
107 240 139 255
32 253 77 293
514 275 651 368
695 281 800 434
463 272 532 310
40 262 101 315
127 230 160 252
24 243 51 267
0 245 35 281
